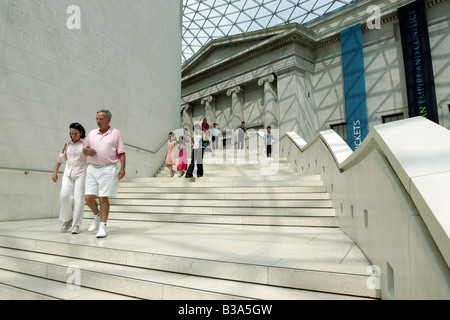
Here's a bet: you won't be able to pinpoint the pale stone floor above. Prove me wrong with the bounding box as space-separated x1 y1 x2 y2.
0 218 370 271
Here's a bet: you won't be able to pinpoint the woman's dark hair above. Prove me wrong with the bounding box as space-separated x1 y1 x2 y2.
168 132 177 141
70 122 86 139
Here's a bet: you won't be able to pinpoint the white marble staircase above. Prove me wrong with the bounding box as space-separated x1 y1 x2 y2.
0 151 379 300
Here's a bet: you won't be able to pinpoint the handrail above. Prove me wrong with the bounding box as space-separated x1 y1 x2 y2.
0 167 60 174
0 140 168 175
280 117 450 268
124 139 168 154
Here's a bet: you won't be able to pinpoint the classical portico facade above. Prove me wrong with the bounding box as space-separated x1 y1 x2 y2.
180 23 317 141
180 0 450 145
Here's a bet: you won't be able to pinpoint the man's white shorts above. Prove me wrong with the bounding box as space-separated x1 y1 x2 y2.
85 164 119 197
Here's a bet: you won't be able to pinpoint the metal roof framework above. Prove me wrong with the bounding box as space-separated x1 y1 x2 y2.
182 0 357 63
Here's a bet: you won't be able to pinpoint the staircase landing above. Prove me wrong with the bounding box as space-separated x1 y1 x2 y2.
0 218 375 300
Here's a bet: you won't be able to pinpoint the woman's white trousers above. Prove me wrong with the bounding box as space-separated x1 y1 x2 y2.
59 174 86 227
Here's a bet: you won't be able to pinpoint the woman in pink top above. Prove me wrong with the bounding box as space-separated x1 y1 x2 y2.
177 139 188 177
165 132 178 177
52 123 88 234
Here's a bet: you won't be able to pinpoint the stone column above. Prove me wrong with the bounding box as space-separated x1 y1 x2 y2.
201 95 216 125
226 85 244 130
258 74 278 129
181 103 193 133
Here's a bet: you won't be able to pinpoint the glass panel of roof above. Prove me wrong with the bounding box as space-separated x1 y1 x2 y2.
182 0 357 63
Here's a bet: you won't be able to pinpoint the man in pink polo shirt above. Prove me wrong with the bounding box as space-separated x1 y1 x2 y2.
83 109 126 238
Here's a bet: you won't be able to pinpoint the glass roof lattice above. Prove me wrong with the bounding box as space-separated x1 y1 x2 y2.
182 0 358 63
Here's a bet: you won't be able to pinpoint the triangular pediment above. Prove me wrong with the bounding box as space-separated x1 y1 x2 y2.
182 25 296 78
188 37 272 74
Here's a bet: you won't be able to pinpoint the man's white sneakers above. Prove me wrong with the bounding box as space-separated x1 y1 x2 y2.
88 214 101 232
96 222 107 238
87 214 107 238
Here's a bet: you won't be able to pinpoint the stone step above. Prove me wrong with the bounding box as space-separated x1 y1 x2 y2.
158 161 293 169
156 165 294 173
106 198 333 208
129 174 321 182
190 152 287 158
156 164 294 171
160 161 290 169
0 268 137 300
105 206 335 217
0 224 378 299
98 211 338 227
155 170 296 177
87 201 337 226
98 205 337 226
119 181 325 188
108 174 333 227
0 248 245 300
118 186 328 194
113 192 331 200
0 249 367 300
119 175 325 187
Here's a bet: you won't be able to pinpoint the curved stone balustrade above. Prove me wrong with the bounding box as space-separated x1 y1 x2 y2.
279 116 450 299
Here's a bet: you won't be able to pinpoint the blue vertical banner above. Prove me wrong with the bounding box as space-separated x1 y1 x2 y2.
341 23 369 151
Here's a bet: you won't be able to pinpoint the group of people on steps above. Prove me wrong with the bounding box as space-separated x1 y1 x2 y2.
165 118 274 178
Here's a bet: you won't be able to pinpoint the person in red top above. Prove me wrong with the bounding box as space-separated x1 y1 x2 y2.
202 118 210 139
201 118 210 132
83 110 126 238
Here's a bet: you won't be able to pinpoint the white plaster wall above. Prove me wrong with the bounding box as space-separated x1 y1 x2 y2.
0 0 181 221
279 117 450 299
